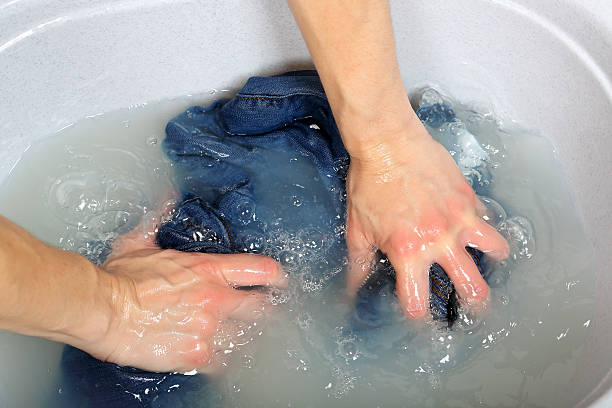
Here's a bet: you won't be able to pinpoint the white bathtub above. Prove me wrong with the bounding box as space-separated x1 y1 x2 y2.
0 0 611 406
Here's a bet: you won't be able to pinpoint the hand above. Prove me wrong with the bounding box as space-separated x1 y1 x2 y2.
82 225 285 373
344 114 509 319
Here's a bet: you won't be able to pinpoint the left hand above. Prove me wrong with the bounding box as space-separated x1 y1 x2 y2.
80 221 286 373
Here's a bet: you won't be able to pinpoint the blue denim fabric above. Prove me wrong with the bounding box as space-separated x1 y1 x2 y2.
58 71 492 407
155 194 234 254
158 70 487 325
55 347 219 408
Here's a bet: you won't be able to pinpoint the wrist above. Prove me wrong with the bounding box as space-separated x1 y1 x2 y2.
330 82 429 156
338 104 430 165
53 261 117 351
0 216 118 350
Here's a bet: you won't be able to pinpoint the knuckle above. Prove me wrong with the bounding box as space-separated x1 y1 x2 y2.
457 180 476 200
191 309 210 328
198 258 214 272
187 343 211 368
193 286 219 307
422 215 449 237
446 196 470 219
474 281 489 299
464 280 489 302
196 257 222 278
202 316 219 338
388 232 416 257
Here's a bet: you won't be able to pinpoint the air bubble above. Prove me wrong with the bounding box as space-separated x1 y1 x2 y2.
478 196 507 227
499 216 535 260
279 250 298 266
297 312 313 330
146 135 158 146
291 195 302 207
336 336 360 362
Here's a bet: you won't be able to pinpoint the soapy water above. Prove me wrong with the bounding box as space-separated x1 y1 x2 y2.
0 88 594 407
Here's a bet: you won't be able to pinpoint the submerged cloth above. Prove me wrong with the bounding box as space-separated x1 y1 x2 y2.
158 71 348 258
157 70 488 325
56 347 218 408
58 71 491 408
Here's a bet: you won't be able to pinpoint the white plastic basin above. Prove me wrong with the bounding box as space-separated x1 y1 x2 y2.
1 0 611 406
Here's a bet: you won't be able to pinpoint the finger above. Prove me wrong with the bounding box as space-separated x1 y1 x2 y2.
181 253 286 288
346 245 376 296
106 192 179 260
179 338 213 372
202 319 242 374
228 290 271 321
437 245 489 308
475 197 488 218
345 227 376 296
198 347 231 375
185 318 237 375
106 231 157 261
386 251 432 319
461 220 510 261
188 285 270 321
174 308 219 341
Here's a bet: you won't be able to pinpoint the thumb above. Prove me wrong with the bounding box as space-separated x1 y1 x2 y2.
185 253 287 288
107 193 178 260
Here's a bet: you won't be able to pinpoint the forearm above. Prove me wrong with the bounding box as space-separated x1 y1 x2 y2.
0 215 114 349
287 0 421 159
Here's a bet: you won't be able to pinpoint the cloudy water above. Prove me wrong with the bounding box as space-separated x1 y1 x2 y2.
0 89 594 407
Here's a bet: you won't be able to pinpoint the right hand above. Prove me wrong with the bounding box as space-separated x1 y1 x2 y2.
343 112 509 319
83 227 285 373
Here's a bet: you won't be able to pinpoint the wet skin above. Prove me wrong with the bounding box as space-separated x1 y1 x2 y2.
288 0 510 319
344 114 509 318
88 225 287 373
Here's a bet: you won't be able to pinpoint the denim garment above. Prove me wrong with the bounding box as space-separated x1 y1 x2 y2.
58 71 492 407
158 71 487 324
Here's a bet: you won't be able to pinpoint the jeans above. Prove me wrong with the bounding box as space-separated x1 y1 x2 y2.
58 71 490 407
158 71 487 324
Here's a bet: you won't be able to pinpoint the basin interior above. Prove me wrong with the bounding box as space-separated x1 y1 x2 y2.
0 0 611 406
